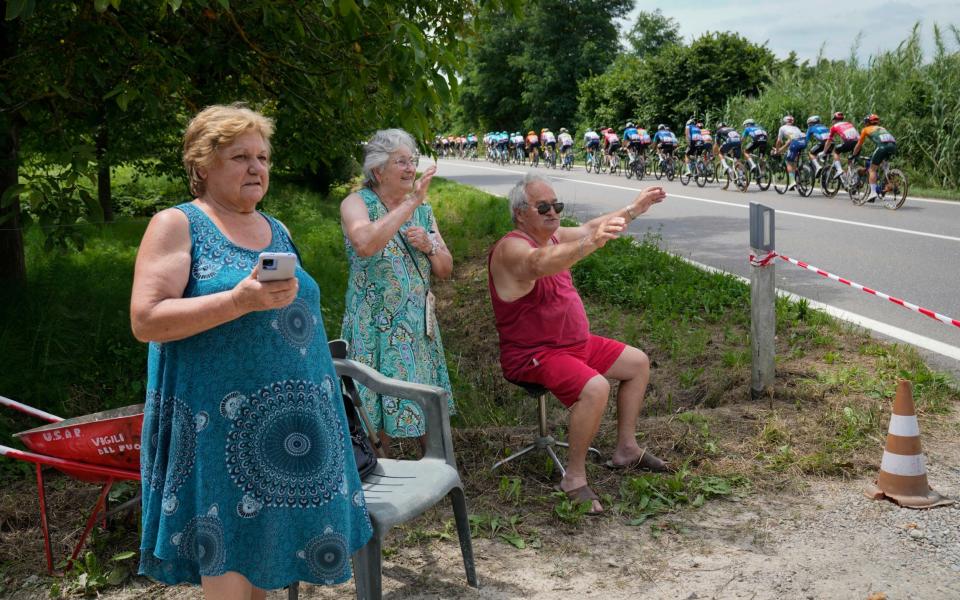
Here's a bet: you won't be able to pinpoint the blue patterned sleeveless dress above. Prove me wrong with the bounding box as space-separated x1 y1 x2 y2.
340 187 454 438
139 202 372 589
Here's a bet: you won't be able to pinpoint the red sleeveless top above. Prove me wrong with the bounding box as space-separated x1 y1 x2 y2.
488 231 590 377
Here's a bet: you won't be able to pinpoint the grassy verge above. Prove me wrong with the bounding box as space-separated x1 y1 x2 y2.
0 175 957 594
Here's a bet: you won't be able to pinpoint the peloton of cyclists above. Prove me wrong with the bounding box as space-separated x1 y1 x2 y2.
773 115 806 190
852 114 897 202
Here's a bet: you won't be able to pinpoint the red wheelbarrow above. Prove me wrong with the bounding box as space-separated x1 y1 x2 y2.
0 395 143 574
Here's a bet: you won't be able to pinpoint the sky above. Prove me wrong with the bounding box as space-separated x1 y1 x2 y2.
624 1 960 62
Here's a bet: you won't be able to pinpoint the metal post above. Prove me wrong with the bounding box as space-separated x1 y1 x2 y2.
749 203 776 398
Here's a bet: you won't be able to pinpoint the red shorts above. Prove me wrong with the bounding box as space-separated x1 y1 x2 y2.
508 335 626 407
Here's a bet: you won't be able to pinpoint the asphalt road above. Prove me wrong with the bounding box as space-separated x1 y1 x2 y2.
428 156 960 375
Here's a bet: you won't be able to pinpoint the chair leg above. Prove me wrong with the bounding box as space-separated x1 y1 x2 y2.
352 534 382 600
287 581 299 600
449 486 478 588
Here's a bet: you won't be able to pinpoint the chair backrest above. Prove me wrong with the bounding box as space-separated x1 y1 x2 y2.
328 340 457 470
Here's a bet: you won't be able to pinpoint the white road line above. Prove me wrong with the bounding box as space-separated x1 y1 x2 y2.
441 161 960 243
439 160 960 361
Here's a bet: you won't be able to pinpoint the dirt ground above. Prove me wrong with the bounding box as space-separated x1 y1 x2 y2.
4 414 958 600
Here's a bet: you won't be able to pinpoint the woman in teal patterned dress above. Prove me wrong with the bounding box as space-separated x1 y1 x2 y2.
130 104 371 599
340 129 455 454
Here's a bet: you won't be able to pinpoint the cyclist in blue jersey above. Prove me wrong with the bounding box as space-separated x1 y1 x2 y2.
805 115 830 163
684 118 703 175
622 122 643 166
741 119 768 172
653 124 678 167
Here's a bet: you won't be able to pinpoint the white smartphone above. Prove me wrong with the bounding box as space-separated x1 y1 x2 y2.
256 252 297 282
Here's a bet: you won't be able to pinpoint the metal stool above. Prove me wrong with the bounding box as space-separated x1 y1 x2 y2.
492 381 600 476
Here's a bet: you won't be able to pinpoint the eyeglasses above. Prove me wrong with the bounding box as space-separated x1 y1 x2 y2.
392 156 420 169
534 200 564 215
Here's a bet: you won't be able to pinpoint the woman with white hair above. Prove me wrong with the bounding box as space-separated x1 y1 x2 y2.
340 129 454 454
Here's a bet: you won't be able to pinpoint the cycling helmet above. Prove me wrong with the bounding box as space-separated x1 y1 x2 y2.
560 127 568 133
527 131 535 136
657 124 666 131
742 119 756 127
717 122 726 129
626 122 635 129
863 114 880 125
807 115 821 125
832 111 844 121
782 115 794 124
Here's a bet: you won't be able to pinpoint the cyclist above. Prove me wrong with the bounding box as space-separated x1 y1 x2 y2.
557 127 574 164
741 119 768 171
466 132 478 157
805 115 830 165
821 112 860 176
623 121 642 166
683 118 703 175
653 124 678 167
637 124 653 160
852 114 897 202
714 122 742 172
583 127 601 167
541 128 557 164
506 131 520 161
602 127 622 170
773 115 806 190
698 122 714 162
525 130 541 163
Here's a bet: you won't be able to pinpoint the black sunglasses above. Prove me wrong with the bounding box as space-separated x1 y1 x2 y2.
535 200 564 215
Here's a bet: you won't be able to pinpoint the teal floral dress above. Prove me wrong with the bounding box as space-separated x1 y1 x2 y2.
139 203 372 589
340 187 454 437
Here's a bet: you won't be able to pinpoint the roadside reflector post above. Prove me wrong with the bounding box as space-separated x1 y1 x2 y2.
749 202 776 399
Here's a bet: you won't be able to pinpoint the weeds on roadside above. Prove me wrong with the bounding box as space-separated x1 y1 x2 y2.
613 470 749 526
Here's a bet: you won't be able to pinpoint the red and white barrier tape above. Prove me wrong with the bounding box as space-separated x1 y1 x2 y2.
748 252 960 329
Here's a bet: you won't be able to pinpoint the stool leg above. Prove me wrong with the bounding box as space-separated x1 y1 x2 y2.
491 443 537 471
545 445 566 477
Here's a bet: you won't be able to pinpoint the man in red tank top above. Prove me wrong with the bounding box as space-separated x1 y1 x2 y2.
488 173 670 515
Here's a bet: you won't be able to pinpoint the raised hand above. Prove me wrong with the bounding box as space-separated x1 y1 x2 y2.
411 165 438 205
631 186 667 215
591 215 626 249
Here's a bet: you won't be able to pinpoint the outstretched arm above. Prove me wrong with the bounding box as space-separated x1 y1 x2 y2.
557 186 666 243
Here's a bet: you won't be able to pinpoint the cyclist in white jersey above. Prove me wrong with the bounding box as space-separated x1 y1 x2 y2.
774 115 806 190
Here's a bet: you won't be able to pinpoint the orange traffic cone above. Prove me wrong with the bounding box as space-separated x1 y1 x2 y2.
864 380 953 508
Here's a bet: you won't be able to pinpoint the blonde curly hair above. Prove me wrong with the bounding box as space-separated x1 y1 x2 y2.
182 103 275 196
